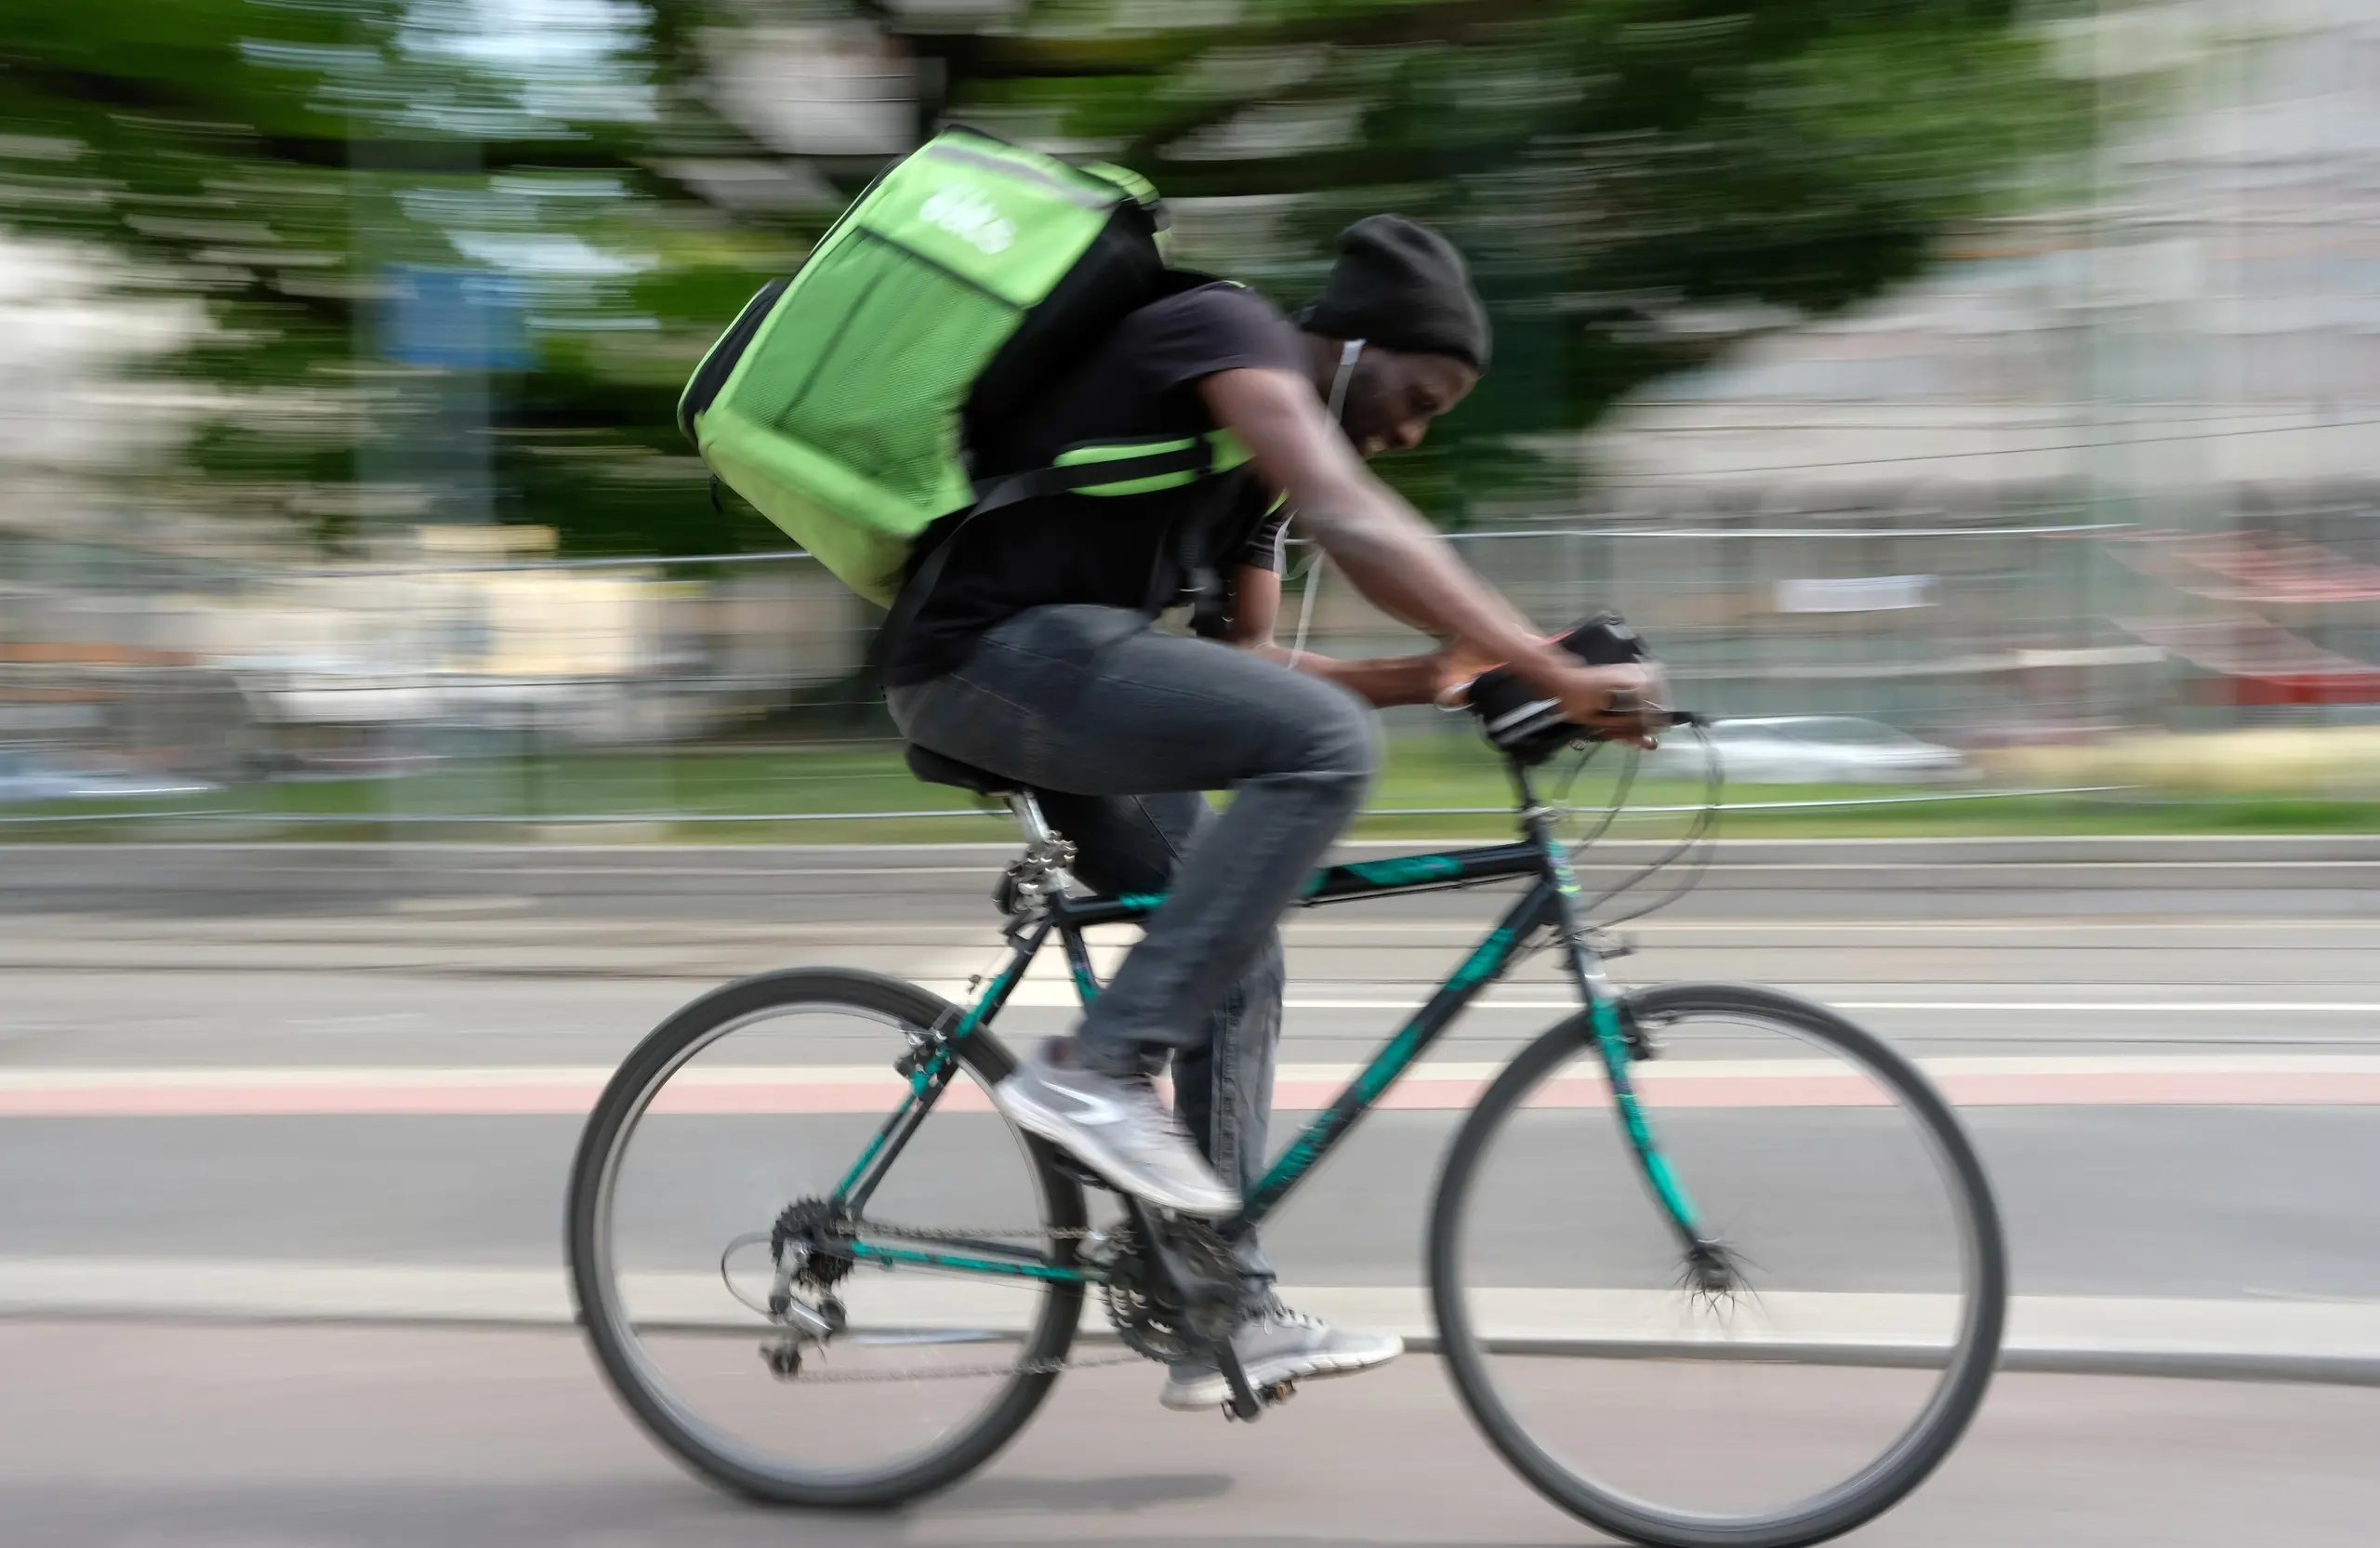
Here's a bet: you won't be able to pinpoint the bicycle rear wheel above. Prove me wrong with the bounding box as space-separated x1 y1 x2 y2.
565 969 1086 1506
1430 983 2004 1548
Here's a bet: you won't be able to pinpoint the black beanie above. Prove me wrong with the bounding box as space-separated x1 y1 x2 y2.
1296 215 1491 372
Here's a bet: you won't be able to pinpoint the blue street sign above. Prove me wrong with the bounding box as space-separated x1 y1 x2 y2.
379 264 531 370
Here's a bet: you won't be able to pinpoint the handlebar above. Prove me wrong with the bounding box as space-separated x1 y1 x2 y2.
1457 613 1705 760
1600 689 1702 731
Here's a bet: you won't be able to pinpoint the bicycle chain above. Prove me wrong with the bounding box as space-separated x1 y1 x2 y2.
836 1220 1102 1241
774 1219 1133 1383
778 1350 1147 1383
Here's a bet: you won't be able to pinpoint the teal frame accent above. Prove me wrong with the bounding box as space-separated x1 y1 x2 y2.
1070 839 1543 929
1340 853 1464 888
1232 920 1523 1224
802 769 1717 1287
847 1240 1086 1281
829 931 1043 1208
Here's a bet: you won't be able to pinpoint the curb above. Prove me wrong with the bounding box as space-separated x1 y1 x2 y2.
4 1303 2372 1389
7 1263 2374 1389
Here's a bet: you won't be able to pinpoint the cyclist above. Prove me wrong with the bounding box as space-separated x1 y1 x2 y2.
882 215 1659 1409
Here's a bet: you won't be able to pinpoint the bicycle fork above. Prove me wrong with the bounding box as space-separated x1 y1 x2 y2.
1518 784 1730 1289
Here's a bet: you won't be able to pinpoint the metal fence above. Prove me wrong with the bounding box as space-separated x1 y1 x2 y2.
0 514 2181 835
11 8 2380 833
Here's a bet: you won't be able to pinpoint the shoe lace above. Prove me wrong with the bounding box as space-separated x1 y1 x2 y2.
1114 1072 1203 1145
1251 1294 1323 1331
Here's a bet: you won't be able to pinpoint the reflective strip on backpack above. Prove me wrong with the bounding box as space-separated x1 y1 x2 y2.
1053 430 1250 496
1208 429 1253 472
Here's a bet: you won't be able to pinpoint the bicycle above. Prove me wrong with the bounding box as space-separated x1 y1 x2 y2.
566 703 2007 1548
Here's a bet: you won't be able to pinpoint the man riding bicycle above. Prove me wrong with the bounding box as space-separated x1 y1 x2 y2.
881 215 1659 1409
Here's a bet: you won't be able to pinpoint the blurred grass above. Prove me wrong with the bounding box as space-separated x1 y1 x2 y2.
5 733 2380 842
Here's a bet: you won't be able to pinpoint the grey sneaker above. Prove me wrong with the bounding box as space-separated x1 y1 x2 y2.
991 1039 1241 1217
1159 1296 1404 1410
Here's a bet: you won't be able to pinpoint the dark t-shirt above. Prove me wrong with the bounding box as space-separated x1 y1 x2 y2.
880 281 1304 686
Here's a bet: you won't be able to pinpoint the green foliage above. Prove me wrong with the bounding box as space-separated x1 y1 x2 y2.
0 0 2088 553
0 0 806 555
900 0 2092 469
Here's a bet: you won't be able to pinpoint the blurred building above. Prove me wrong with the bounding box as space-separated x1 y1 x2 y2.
1575 0 2380 727
12 0 2380 819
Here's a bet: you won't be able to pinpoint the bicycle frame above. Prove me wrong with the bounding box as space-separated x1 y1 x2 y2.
826 760 1712 1286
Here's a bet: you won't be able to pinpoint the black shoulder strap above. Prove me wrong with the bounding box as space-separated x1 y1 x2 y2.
872 439 1226 666
1169 514 1229 638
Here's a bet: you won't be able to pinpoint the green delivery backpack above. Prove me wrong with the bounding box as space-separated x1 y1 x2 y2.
677 127 1250 621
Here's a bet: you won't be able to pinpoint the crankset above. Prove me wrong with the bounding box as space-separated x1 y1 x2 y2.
1100 1202 1296 1422
739 1195 1297 1415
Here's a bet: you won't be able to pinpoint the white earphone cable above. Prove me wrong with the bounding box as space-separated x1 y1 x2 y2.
1289 338 1364 670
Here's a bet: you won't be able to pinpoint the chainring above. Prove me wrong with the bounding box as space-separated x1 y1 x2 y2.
1100 1221 1240 1363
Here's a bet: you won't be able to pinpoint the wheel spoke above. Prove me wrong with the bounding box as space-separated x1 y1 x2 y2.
1431 985 2005 1547
566 972 1090 1506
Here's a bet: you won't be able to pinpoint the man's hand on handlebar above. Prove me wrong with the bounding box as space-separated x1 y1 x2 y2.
1548 661 1668 749
1435 650 1672 749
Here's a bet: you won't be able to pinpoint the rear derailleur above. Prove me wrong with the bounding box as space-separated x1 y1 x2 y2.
758 1197 852 1379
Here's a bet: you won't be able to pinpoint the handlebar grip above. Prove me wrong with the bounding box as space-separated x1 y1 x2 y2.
1607 690 1701 730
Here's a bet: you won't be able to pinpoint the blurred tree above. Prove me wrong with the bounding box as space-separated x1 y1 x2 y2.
877 0 2094 520
0 0 2087 553
0 0 801 556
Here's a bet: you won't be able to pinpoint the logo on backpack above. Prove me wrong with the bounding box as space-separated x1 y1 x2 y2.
919 186 1016 255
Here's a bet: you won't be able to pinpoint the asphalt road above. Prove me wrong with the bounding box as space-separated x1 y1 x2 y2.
7 1321 2378 1547
5 1105 2378 1302
6 840 2380 1543
10 835 2380 926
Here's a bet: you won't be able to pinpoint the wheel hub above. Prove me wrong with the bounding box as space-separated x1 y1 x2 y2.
772 1197 854 1292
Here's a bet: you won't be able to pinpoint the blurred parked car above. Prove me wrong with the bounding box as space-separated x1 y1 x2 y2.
1655 717 1973 786
0 749 220 804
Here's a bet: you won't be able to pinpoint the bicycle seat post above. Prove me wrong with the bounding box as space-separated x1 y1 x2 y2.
997 791 1078 920
1007 790 1058 851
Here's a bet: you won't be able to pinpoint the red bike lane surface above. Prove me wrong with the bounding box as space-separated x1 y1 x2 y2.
7 1057 2380 1116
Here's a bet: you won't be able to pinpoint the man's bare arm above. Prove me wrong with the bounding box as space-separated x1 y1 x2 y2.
1198 366 1655 730
1224 564 1451 707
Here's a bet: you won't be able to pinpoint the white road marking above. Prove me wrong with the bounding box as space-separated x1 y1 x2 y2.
3 1256 2374 1371
7 1054 2380 1116
930 984 2380 1012
7 1053 2380 1093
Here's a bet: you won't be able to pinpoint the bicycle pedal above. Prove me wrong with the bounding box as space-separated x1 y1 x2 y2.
1213 1342 1263 1421
1220 1380 1296 1422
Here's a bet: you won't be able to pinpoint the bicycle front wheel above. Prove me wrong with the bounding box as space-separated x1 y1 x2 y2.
1430 983 2005 1548
566 969 1086 1507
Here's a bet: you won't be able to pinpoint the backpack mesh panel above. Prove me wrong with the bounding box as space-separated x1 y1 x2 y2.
724 232 1019 510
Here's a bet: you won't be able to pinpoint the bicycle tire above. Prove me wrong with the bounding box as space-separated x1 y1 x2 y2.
565 967 1086 1507
1428 982 2007 1548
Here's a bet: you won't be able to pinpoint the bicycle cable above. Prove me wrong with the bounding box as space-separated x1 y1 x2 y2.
1588 719 1724 928
1506 720 1723 975
731 1217 1156 1383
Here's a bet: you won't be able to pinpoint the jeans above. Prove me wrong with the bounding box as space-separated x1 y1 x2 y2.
885 604 1379 1293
